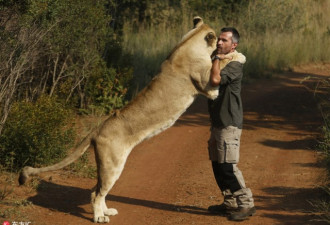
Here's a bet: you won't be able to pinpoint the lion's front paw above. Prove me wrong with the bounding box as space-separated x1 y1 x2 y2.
104 208 118 216
94 215 110 223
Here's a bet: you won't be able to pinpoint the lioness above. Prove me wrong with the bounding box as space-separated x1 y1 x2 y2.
19 17 218 223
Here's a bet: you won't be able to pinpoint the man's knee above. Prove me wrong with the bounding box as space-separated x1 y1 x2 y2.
212 162 233 175
215 163 242 193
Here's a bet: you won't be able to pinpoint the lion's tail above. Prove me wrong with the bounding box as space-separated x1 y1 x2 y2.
18 130 96 185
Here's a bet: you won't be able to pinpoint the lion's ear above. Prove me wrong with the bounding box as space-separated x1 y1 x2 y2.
205 32 216 46
193 16 203 28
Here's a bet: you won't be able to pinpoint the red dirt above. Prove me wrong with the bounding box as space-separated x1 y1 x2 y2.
1 64 329 225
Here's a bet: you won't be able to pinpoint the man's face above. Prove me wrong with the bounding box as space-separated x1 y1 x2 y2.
216 31 237 54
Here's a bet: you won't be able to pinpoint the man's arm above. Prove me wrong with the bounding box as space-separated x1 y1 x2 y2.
210 56 221 87
209 54 233 87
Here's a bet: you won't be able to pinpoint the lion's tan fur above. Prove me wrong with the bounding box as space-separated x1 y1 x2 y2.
18 17 228 223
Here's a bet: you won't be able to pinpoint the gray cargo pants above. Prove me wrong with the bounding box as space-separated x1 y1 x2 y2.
208 126 254 209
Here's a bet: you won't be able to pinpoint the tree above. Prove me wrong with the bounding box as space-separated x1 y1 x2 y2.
0 0 132 134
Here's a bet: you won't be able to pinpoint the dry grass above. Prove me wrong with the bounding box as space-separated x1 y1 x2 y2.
122 0 330 90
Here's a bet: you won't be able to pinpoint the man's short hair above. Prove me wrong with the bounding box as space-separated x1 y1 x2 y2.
221 27 240 43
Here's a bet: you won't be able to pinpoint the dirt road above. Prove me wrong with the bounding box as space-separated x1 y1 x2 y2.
2 64 329 225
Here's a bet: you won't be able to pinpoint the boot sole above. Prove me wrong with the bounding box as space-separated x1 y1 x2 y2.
229 208 256 221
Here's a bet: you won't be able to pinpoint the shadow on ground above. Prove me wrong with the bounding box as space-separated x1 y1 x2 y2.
27 180 93 221
254 186 329 225
27 180 214 222
28 180 329 224
260 138 317 151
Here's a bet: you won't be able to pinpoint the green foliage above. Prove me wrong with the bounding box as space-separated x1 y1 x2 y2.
25 0 110 53
20 0 117 98
315 125 330 223
68 151 97 178
83 66 132 115
320 124 330 172
32 0 133 111
0 0 28 11
0 184 14 202
0 0 132 124
309 185 330 223
0 96 76 171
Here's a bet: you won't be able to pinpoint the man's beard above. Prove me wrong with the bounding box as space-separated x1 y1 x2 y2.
217 47 231 55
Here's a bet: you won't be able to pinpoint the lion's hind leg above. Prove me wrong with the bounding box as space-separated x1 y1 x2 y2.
92 170 122 223
92 175 119 222
91 190 110 223
92 150 126 223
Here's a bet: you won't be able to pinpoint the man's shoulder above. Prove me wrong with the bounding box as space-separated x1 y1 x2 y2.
224 61 243 71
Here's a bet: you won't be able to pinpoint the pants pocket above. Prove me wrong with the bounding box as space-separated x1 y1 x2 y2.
224 140 239 163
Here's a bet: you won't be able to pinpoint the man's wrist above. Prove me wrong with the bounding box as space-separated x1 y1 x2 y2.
212 55 221 61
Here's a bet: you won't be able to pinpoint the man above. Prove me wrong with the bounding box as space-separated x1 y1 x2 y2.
207 27 256 221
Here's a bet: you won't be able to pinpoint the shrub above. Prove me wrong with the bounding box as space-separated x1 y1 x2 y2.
0 96 76 171
319 124 330 174
316 78 330 175
313 77 330 223
81 66 132 115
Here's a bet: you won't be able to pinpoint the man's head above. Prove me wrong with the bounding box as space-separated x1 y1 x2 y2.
216 27 240 54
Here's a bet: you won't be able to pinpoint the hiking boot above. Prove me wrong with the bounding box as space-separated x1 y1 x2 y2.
229 206 256 221
207 204 237 216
